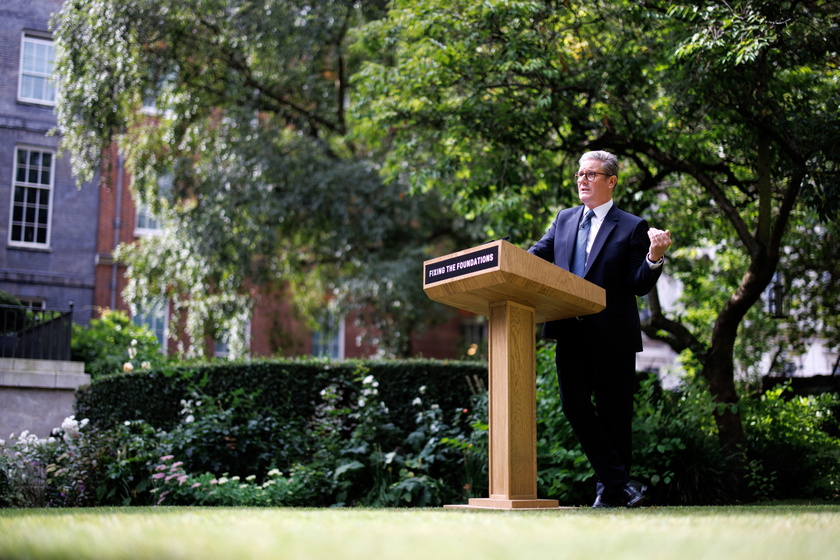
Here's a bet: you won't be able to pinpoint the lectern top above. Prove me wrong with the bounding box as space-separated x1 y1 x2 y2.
423 240 605 323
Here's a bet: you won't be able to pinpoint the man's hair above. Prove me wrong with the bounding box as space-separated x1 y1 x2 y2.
580 151 618 177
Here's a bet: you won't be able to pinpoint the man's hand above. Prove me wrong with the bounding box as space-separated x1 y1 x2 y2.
647 228 672 262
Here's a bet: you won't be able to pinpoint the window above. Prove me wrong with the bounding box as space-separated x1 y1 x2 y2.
133 300 169 352
19 34 56 105
312 315 344 359
9 147 54 248
135 203 162 234
213 336 230 359
135 174 171 236
214 323 250 359
15 298 46 310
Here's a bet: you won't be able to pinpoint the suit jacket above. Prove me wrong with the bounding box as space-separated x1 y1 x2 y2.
528 204 662 353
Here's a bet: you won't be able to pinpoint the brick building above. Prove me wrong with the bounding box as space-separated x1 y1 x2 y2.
0 0 475 362
93 150 476 360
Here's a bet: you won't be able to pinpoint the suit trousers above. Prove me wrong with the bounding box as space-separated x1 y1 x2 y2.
555 346 636 494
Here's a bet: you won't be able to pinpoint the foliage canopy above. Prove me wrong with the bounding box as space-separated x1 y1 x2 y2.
53 0 479 357
350 0 840 452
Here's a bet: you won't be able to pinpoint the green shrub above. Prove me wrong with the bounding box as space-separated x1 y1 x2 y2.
69 358 488 507
743 384 840 500
631 376 739 505
71 310 171 380
0 291 26 335
75 370 187 430
2 355 825 508
149 457 323 507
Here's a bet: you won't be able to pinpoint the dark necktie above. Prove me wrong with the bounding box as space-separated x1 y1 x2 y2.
571 209 595 277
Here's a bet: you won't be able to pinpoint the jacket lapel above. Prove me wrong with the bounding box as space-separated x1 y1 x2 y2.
561 206 585 270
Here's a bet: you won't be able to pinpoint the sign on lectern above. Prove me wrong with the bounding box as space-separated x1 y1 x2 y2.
423 240 605 510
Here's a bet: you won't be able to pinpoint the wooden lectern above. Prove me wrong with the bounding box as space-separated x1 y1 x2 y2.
423 240 605 509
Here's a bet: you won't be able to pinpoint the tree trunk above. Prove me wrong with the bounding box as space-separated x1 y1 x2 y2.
702 251 778 497
704 341 746 453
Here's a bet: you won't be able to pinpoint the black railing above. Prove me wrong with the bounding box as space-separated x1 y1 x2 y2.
0 304 73 361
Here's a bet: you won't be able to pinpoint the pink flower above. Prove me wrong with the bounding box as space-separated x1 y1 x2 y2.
177 475 188 485
156 465 168 471
152 473 166 479
191 483 201 488
165 474 179 481
160 455 175 461
171 461 184 469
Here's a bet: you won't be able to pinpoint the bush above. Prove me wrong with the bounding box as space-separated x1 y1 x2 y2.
71 309 171 379
149 457 324 507
743 384 840 501
69 359 488 507
6 355 837 508
533 340 840 506
631 376 739 505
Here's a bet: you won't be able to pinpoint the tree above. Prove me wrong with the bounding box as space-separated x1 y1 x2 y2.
351 0 840 474
52 0 480 357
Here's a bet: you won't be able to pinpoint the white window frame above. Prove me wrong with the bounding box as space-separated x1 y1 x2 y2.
312 315 345 359
214 322 251 359
15 297 46 310
135 174 171 236
134 202 162 236
18 33 56 106
8 146 55 249
132 299 170 354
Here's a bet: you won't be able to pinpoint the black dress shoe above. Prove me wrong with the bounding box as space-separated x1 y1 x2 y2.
592 493 617 508
623 480 647 508
592 481 647 509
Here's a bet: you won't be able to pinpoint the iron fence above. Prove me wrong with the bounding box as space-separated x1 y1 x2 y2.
0 304 73 361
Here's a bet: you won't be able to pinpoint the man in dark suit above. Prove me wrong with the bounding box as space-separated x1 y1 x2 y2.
528 150 672 508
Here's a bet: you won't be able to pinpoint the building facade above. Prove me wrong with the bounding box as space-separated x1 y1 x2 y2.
0 0 99 323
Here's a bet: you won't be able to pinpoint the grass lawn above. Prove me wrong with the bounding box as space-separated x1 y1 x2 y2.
1 504 838 560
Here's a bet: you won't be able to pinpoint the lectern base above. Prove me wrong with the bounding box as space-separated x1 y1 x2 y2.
444 497 569 510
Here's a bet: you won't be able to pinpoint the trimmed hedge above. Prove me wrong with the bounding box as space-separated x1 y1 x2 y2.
75 359 487 433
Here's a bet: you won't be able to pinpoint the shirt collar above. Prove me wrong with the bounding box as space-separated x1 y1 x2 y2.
587 199 613 221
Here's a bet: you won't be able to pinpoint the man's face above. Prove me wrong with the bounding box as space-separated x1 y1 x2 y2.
576 158 616 209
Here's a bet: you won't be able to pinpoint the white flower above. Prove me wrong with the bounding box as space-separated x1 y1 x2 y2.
412 397 422 406
61 416 78 432
123 362 134 372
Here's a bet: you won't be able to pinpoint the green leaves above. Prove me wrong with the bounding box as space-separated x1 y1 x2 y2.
54 0 476 357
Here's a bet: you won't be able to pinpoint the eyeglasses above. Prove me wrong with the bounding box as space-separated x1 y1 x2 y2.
574 171 610 182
